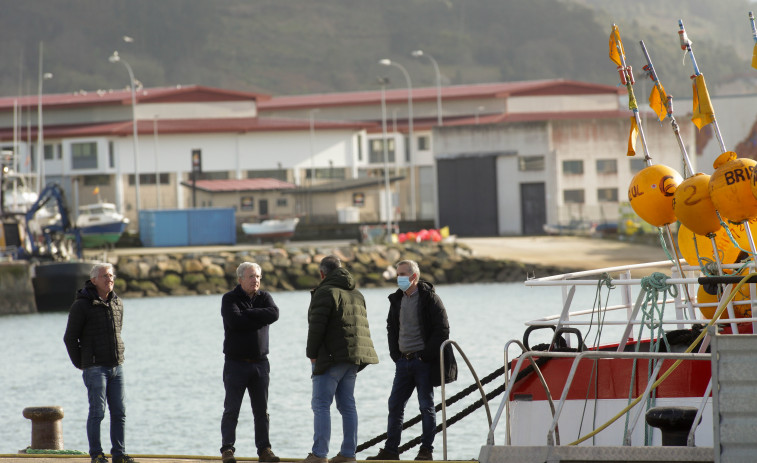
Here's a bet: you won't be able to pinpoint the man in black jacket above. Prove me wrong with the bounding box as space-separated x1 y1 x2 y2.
63 263 136 463
220 262 280 463
367 259 457 462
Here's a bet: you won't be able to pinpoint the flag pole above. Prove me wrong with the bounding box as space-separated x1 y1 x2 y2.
679 19 727 153
610 24 693 307
639 40 695 178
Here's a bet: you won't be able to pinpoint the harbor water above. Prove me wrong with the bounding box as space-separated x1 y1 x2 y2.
0 281 616 460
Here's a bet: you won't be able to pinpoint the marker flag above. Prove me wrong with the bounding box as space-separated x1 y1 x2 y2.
627 117 638 156
648 83 668 122
93 186 100 195
691 74 715 129
609 25 624 66
752 43 757 69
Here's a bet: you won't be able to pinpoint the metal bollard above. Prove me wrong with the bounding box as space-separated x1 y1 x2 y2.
645 406 699 446
22 406 64 450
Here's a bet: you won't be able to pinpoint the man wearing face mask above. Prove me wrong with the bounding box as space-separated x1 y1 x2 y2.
366 260 457 461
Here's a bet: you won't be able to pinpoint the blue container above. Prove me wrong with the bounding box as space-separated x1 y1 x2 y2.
139 208 236 247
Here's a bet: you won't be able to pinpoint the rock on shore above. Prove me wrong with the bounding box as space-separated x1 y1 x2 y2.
109 242 578 298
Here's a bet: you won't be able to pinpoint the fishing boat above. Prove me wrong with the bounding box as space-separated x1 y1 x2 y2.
75 202 129 248
241 217 299 241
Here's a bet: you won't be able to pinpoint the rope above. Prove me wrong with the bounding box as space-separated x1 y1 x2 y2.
569 272 757 446
356 366 506 453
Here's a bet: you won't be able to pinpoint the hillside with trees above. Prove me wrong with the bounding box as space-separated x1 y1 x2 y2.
0 0 753 98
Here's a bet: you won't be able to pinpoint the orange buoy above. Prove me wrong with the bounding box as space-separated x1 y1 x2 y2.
709 151 757 223
677 223 740 267
730 218 757 252
628 164 682 227
673 173 721 236
698 282 753 319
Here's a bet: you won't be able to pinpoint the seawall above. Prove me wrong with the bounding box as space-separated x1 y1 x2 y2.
110 241 577 298
0 262 36 315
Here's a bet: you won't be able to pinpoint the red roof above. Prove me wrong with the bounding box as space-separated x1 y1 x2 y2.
183 178 296 193
0 85 271 111
258 79 624 110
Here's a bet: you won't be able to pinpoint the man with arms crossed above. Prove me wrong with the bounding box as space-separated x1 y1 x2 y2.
220 262 280 463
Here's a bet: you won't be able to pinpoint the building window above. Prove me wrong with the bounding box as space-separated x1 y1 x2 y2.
563 189 585 203
108 141 115 168
247 169 287 181
629 158 645 173
598 188 619 202
128 173 170 185
199 171 229 180
562 160 583 175
276 197 288 207
357 134 363 162
44 144 61 160
596 159 618 174
83 175 111 186
417 135 429 151
519 155 545 172
368 139 395 164
71 142 98 169
240 196 254 211
306 167 346 180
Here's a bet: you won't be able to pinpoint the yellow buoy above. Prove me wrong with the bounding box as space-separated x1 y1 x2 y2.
698 282 752 319
677 223 740 267
628 164 682 227
709 151 757 223
673 173 721 236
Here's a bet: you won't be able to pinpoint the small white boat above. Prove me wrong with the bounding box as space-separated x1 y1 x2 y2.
241 217 299 241
75 202 129 247
1 171 38 215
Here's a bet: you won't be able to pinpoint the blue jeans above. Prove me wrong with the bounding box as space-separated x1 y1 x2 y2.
221 359 271 453
82 365 126 458
311 362 359 458
385 358 435 453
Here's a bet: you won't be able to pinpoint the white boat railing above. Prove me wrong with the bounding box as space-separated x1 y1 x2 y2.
488 258 757 449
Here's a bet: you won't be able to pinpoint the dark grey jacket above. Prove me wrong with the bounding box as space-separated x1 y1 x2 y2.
387 280 457 386
63 280 125 370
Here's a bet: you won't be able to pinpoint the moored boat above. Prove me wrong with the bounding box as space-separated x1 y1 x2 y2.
241 217 299 241
75 202 129 248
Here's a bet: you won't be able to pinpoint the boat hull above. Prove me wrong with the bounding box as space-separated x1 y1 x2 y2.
78 221 129 247
31 261 93 312
241 218 299 240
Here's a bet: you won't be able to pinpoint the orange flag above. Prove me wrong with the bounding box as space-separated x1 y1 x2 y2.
648 84 668 122
752 43 757 70
93 186 100 195
609 25 624 66
691 74 715 129
627 117 638 156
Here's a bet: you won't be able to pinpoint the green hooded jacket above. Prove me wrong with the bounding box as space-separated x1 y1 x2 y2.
306 267 379 375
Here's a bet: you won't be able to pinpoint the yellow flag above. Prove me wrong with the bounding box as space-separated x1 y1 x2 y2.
609 25 624 66
93 186 100 195
627 117 638 157
649 84 668 122
752 43 757 70
691 74 715 129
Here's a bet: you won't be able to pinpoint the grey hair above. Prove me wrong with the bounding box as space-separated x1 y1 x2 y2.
90 262 114 279
236 262 262 279
396 259 420 278
319 255 342 275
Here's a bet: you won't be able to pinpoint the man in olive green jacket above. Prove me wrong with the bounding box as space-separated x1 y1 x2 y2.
300 255 378 463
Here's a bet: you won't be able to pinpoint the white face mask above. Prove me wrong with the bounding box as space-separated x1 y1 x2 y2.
397 276 411 291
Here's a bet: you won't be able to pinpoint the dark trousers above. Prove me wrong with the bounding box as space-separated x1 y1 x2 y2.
220 358 271 453
385 357 436 453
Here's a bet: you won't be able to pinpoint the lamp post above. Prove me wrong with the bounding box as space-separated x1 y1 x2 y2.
475 105 485 124
36 41 53 193
379 58 416 221
109 50 141 212
411 49 443 125
308 108 320 221
153 115 161 209
378 77 392 240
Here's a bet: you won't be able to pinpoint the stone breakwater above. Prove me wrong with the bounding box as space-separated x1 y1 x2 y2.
110 242 578 298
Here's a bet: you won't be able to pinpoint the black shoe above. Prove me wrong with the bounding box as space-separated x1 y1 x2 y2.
112 455 138 463
91 454 108 463
222 449 236 463
258 448 280 463
414 447 433 461
366 448 400 461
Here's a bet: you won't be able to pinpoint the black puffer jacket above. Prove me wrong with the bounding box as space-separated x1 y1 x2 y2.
63 280 125 370
387 280 457 387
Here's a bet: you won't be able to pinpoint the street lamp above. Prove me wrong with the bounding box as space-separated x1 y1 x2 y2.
411 49 443 125
109 50 141 212
37 41 53 193
378 77 392 239
308 108 320 221
475 105 485 124
379 58 416 221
